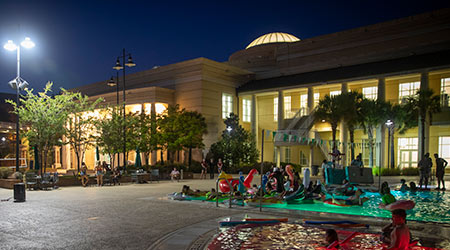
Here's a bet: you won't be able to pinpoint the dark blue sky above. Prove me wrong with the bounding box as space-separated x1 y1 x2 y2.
0 0 449 93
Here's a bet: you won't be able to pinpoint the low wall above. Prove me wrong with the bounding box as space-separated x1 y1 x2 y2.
0 179 21 189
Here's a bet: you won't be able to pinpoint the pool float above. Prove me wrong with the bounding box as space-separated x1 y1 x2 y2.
285 165 294 189
218 169 258 193
245 197 283 206
283 185 305 201
327 231 359 249
244 218 288 222
379 199 415 211
243 169 258 188
238 172 246 194
304 220 369 228
219 220 280 227
303 167 310 189
323 199 354 207
168 192 191 201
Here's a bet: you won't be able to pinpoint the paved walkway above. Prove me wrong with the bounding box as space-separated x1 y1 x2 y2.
1 176 449 250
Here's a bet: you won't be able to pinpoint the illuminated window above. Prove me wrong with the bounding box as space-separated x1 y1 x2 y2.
274 97 278 121
300 94 308 116
299 151 308 166
127 104 142 114
362 86 378 100
397 137 418 168
143 103 151 114
222 93 233 119
242 99 251 122
330 90 341 96
441 78 450 107
439 136 450 164
399 82 420 101
314 93 320 107
284 96 292 118
285 147 291 163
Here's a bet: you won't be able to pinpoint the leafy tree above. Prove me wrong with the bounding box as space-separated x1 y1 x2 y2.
93 106 123 168
65 92 103 172
210 113 259 170
159 105 183 163
7 82 73 175
405 88 441 157
339 91 364 160
315 95 342 148
177 109 207 168
128 111 161 166
359 99 389 167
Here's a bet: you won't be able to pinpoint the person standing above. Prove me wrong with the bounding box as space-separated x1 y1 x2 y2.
434 153 448 190
217 158 223 173
95 161 104 187
418 153 432 189
200 159 208 180
209 158 215 179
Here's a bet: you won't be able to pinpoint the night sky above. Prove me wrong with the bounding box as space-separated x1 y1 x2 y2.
0 0 449 94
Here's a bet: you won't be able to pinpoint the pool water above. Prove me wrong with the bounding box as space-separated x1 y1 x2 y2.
259 190 450 223
207 223 436 250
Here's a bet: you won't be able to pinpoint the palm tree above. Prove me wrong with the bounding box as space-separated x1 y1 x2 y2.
359 99 389 167
405 88 441 157
385 103 416 168
315 95 342 148
339 91 364 161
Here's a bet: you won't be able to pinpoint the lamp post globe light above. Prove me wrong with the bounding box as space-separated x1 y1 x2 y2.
3 37 35 172
113 49 135 170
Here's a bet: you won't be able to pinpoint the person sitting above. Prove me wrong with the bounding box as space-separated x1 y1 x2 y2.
409 182 417 192
335 179 356 196
170 168 180 182
102 161 111 172
80 162 89 187
331 189 369 206
350 153 364 168
325 229 339 248
206 188 218 200
381 209 411 250
112 167 121 186
381 184 397 206
399 179 409 192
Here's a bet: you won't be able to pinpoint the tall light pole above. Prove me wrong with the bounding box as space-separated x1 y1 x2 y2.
113 49 135 169
3 37 35 172
107 71 120 105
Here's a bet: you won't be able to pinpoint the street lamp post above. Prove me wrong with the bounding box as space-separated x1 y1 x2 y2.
226 126 232 170
381 119 394 190
3 37 35 172
113 49 136 169
107 71 120 105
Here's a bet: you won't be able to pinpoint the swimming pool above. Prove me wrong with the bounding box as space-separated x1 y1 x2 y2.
257 190 450 224
207 223 438 250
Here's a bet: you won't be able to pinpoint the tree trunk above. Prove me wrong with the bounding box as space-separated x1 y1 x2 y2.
368 127 374 168
75 151 80 173
160 150 164 165
349 128 355 160
332 125 337 148
144 152 149 166
420 116 426 158
188 147 192 169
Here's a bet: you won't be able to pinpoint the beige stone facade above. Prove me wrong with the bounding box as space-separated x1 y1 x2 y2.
60 9 450 171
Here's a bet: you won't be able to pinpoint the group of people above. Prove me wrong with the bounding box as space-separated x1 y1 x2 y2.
418 153 447 190
79 161 121 187
200 158 223 179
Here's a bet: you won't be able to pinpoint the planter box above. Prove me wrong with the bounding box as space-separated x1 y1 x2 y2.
0 179 22 189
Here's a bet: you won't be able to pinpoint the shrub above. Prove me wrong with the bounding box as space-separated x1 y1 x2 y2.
13 172 23 180
0 167 12 179
372 167 401 176
401 167 419 176
187 160 202 173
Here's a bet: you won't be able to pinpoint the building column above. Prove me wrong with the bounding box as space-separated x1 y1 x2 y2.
276 146 282 167
339 83 348 165
277 90 284 130
376 78 386 168
418 72 430 159
307 87 314 114
251 94 258 145
150 102 157 165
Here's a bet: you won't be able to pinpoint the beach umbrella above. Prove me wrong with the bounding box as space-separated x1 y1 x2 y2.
34 146 40 170
135 148 142 169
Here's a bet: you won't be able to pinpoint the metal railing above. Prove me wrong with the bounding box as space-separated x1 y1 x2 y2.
216 177 234 208
285 107 310 130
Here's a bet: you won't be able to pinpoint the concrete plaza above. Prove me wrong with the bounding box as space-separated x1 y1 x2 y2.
0 177 449 250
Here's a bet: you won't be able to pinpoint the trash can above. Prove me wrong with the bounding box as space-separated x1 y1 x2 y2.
311 165 319 176
14 183 26 202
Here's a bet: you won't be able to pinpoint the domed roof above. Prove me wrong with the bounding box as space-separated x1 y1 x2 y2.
246 32 300 49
